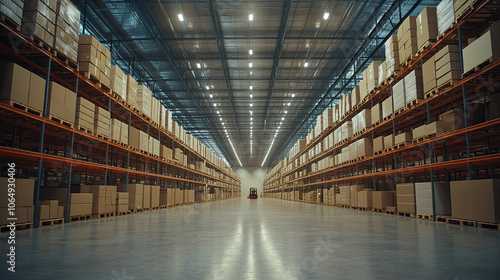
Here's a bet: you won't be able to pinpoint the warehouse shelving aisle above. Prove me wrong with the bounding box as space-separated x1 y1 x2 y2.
2 197 499 279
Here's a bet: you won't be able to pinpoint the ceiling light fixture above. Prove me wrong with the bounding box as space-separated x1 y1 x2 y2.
206 85 210 90
213 103 217 107
323 12 330 20
249 49 253 55
196 62 202 69
209 94 213 98
287 102 291 106
220 118 223 121
284 111 288 114
249 85 253 90
304 61 309 68
250 94 253 98
249 62 253 68
282 117 285 121
250 103 253 107
291 93 295 98
178 13 184 22
249 13 254 21
217 111 220 114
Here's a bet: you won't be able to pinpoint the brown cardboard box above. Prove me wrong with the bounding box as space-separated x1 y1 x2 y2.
423 55 436 94
382 97 392 119
129 194 142 210
426 121 442 135
0 178 34 207
70 193 92 204
40 200 58 219
0 206 33 225
350 185 363 207
450 179 500 223
384 134 394 149
58 206 64 218
70 204 92 216
412 124 427 139
28 72 46 112
0 63 31 106
175 189 183 205
463 22 500 74
143 185 151 209
116 204 128 212
395 132 412 145
130 126 140 150
81 185 105 198
150 185 160 208
358 190 373 208
397 183 415 213
417 7 438 50
39 205 50 220
373 136 384 153
92 198 106 214
372 191 395 210
371 103 382 126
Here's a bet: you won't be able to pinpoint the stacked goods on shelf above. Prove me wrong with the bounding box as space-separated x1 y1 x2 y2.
462 21 500 74
53 0 80 63
110 65 126 100
94 106 110 138
39 189 92 216
110 118 121 142
393 79 405 112
47 81 76 124
416 7 438 51
151 96 161 125
137 85 152 119
1 0 24 26
396 183 416 214
373 136 384 153
450 179 500 223
142 185 151 209
351 86 361 108
174 148 184 165
80 185 106 215
150 185 160 209
358 190 373 209
404 69 423 105
372 191 395 211
120 121 129 145
357 137 373 158
397 15 418 64
0 63 45 112
435 45 461 87
395 132 412 146
118 184 143 211
385 35 400 77
174 189 183 205
39 200 58 220
315 114 323 134
148 136 160 157
22 0 56 47
160 188 174 206
359 69 368 102
439 108 466 133
353 109 371 134
371 103 382 126
160 145 173 160
437 0 455 36
0 178 34 225
78 35 111 86
454 0 477 19
106 186 117 213
381 97 392 120
116 192 129 213
126 74 138 110
423 55 437 95
415 182 451 216
76 97 95 133
367 61 382 93
129 126 139 150
350 185 363 207
139 130 148 152
183 190 195 203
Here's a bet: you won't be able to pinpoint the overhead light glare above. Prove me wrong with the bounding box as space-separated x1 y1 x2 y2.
209 94 213 98
291 93 295 98
249 62 253 68
213 103 217 107
196 62 202 69
287 102 291 106
323 12 330 20
178 13 184 22
249 85 253 90
249 14 254 21
217 111 220 114
304 61 309 68
206 85 210 90
249 49 253 55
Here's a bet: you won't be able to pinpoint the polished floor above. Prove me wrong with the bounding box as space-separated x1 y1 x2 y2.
2 197 500 279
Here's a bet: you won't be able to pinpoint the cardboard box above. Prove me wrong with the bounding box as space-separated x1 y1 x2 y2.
40 200 58 219
412 124 427 139
395 132 412 145
70 203 92 216
150 185 160 208
0 206 33 225
371 103 382 126
423 55 437 94
415 182 451 216
417 7 438 50
450 179 500 223
39 205 50 220
372 191 395 210
382 97 392 119
0 63 31 106
358 190 373 208
143 185 151 209
58 206 64 218
426 121 442 135
384 134 394 149
373 136 384 153
397 183 415 213
0 178 34 207
461 25 500 74
350 185 363 207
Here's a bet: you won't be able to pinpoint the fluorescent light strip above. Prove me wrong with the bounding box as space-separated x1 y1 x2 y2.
228 139 243 166
261 139 275 167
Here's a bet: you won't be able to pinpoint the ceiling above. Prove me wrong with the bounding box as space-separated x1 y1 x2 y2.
72 0 440 168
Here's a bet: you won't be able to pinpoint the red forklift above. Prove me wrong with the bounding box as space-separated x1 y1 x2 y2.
248 187 258 199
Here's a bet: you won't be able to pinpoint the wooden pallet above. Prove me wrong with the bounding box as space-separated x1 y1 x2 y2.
80 71 112 93
53 50 78 70
40 218 64 227
129 208 144 213
383 115 392 122
5 100 42 116
417 214 433 221
397 212 416 218
436 215 449 223
116 211 130 216
394 142 411 149
424 89 437 99
76 125 93 134
406 98 422 109
1 222 33 233
454 0 479 21
476 221 499 231
385 210 396 215
462 57 500 78
70 215 91 222
142 208 151 212
160 205 169 209
28 34 52 52
374 150 384 155
417 40 436 55
394 107 405 116
358 207 370 211
92 212 116 219
0 13 21 31
96 133 109 140
49 115 73 128
151 206 159 210
384 147 394 152
436 80 459 92
372 209 385 213
445 217 476 227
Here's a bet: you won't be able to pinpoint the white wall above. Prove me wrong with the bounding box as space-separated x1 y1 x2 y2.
234 167 268 198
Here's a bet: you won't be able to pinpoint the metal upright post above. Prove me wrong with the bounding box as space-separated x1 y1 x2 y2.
391 84 398 183
103 99 111 185
126 111 131 192
457 27 472 179
34 57 51 229
65 76 79 223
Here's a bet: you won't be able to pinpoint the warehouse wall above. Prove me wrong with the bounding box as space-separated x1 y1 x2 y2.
234 168 267 198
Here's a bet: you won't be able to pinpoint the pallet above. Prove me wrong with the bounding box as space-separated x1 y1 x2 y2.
372 209 385 213
412 134 436 144
385 210 396 215
53 50 78 70
40 218 64 227
445 217 476 227
142 208 151 212
160 205 169 209
49 115 73 128
462 57 500 78
1 222 33 233
76 125 93 134
384 147 393 152
406 98 422 109
151 206 159 210
424 89 437 99
116 211 129 216
436 215 449 223
417 214 433 221
5 100 42 116
358 207 370 211
28 34 52 52
454 0 479 21
92 212 115 219
374 150 384 155
0 13 21 31
417 40 436 55
476 222 499 231
394 142 411 149
436 80 459 92
96 133 109 140
394 107 405 116
397 212 416 218
383 115 392 122
80 71 112 93
129 208 144 213
70 215 91 222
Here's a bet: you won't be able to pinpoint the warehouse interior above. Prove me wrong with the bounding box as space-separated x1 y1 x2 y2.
1 0 500 278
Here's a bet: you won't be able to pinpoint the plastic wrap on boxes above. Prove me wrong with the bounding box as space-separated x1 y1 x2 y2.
137 85 152 118
385 35 400 76
22 0 57 48
54 0 80 63
357 137 373 158
367 61 382 93
351 86 361 108
111 66 126 100
126 75 138 110
404 69 423 104
393 79 405 112
378 61 387 86
382 97 392 119
1 0 24 26
437 0 455 36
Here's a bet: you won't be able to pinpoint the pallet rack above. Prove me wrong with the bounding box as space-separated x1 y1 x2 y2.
264 0 500 225
0 20 241 228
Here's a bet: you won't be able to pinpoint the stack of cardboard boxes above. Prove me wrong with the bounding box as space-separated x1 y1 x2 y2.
53 0 79 63
378 61 387 87
367 61 382 93
150 186 160 209
78 35 111 86
435 45 461 88
340 186 350 206
151 96 161 125
373 136 384 153
371 103 382 126
393 79 405 112
111 118 121 142
0 63 45 113
372 191 395 211
40 188 92 217
139 130 148 152
381 97 392 120
106 186 116 213
450 179 500 223
175 189 183 205
397 16 418 65
416 7 438 51
75 97 95 133
423 55 437 95
118 184 143 211
404 69 423 105
0 178 34 225
81 185 106 215
126 75 138 110
110 65 126 101
415 182 451 216
396 183 416 214
143 185 151 210
357 138 373 158
47 81 76 124
1 0 24 26
463 21 500 74
94 106 110 138
358 190 373 209
385 35 400 77
437 0 455 36
39 200 61 220
350 185 363 208
116 192 128 213
22 0 56 48
137 85 152 119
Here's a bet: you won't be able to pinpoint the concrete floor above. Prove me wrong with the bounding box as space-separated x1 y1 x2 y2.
2 198 500 280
